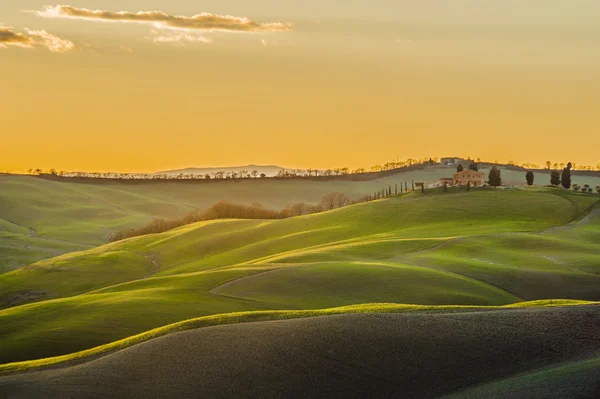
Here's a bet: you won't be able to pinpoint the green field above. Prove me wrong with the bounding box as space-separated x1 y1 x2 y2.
1 185 599 367
2 169 599 272
2 304 599 398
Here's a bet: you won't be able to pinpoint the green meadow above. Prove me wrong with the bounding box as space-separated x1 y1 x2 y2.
2 170 599 272
1 183 599 367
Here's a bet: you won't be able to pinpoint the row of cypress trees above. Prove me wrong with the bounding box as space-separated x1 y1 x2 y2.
549 163 573 189
370 181 417 200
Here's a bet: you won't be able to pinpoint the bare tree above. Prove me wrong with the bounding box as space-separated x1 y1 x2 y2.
321 192 350 211
289 203 307 216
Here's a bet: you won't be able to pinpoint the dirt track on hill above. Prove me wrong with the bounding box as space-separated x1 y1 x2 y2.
1 306 599 399
541 208 600 235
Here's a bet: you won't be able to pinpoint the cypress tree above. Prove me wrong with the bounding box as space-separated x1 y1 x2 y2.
526 171 534 186
561 163 572 189
550 171 561 187
411 180 415 191
395 184 398 195
469 162 478 171
457 164 464 173
488 166 502 187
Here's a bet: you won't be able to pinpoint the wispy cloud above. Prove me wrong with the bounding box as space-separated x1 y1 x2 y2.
395 38 416 49
151 30 212 45
25 29 75 52
36 5 293 33
0 25 74 52
0 25 34 48
261 38 278 47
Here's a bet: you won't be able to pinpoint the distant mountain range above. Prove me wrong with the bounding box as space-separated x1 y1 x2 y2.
155 165 285 177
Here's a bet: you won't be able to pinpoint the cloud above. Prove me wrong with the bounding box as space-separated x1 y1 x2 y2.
36 5 293 33
395 38 416 49
25 29 74 52
150 30 212 44
0 25 34 48
0 25 73 52
261 38 278 47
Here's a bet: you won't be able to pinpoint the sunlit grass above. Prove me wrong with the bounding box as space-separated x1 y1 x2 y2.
0 299 594 375
0 187 598 366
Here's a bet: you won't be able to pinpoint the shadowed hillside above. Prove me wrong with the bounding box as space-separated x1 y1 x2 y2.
1 305 598 398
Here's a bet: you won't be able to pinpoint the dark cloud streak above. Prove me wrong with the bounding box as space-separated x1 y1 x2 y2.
0 26 34 47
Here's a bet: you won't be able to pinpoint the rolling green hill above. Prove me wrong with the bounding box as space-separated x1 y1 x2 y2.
1 305 599 398
2 170 599 272
0 187 598 366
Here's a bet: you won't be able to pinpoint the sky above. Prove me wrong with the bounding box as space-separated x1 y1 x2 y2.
1 1 599 173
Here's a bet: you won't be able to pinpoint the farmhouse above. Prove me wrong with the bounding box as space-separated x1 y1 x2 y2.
452 170 485 186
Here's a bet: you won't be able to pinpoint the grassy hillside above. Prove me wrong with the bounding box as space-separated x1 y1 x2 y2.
0 188 598 364
2 305 599 398
446 356 600 399
2 170 599 271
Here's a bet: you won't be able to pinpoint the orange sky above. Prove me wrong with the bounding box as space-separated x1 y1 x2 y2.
1 1 599 173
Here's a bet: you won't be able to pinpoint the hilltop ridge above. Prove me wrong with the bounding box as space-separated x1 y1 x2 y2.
155 164 284 177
